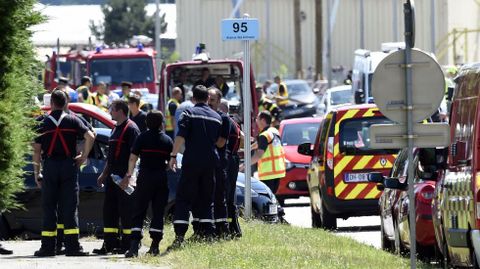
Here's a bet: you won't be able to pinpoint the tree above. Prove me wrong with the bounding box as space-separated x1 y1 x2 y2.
90 0 167 46
0 0 43 212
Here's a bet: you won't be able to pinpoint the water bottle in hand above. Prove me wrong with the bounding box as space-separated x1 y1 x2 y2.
111 174 135 195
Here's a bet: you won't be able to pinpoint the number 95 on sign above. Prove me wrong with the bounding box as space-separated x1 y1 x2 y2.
221 18 259 41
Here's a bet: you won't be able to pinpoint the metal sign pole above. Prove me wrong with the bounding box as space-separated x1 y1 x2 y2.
404 1 416 268
243 37 252 219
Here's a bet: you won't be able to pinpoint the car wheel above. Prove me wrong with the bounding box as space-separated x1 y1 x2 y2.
0 215 11 240
311 206 321 228
380 218 394 252
319 200 336 230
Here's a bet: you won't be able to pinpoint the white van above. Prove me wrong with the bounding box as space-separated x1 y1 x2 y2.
351 42 405 104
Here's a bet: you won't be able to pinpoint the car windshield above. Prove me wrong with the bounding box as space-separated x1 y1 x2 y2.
281 122 320 146
286 82 311 97
330 89 351 105
340 116 398 155
90 58 154 84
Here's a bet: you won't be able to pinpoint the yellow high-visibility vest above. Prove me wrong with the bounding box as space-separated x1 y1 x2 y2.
277 82 289 106
165 98 179 131
258 127 286 180
93 93 108 111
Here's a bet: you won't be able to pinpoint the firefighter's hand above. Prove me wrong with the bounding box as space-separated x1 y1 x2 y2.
97 174 106 187
119 176 130 190
169 157 177 172
35 173 43 189
74 154 87 167
239 163 245 172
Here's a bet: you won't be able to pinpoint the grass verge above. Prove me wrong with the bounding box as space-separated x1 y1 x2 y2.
134 220 434 269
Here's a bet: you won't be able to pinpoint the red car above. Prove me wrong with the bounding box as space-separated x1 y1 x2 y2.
41 102 115 129
278 117 322 204
371 147 444 258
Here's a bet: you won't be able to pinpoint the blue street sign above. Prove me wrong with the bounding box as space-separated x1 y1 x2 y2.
221 18 259 41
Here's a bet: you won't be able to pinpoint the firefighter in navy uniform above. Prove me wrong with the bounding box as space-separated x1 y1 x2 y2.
167 85 222 250
207 88 230 237
218 99 243 238
94 100 140 255
32 90 95 257
124 111 173 258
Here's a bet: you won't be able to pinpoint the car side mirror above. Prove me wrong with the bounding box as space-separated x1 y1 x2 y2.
383 177 408 190
368 172 384 183
312 88 320 94
298 143 313 156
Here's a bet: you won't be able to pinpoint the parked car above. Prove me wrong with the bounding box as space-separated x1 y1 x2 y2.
267 79 319 119
371 148 445 258
0 128 281 239
277 117 322 204
41 103 115 129
317 85 352 116
432 63 480 268
297 104 397 230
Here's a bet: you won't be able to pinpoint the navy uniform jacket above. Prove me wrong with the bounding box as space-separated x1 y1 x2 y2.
177 103 222 168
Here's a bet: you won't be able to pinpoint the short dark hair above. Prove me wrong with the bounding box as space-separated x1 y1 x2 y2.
193 85 209 102
127 95 141 106
146 110 164 130
51 89 67 108
258 110 272 125
81 76 91 85
111 100 128 115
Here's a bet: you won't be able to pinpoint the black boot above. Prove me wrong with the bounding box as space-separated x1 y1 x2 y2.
146 239 160 256
64 234 89 256
166 236 184 252
66 247 89 257
0 244 13 255
125 239 140 258
93 242 113 255
34 237 56 257
34 248 55 257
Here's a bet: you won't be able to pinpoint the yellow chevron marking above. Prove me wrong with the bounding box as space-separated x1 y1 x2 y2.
334 143 340 157
335 109 359 135
363 108 377 117
365 186 382 199
345 184 368 200
353 156 374 170
335 180 348 196
334 155 354 178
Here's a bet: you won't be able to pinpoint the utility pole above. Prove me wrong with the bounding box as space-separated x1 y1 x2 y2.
265 0 272 80
315 0 323 80
155 0 161 94
293 0 303 78
393 0 399 41
360 0 365 48
430 0 436 53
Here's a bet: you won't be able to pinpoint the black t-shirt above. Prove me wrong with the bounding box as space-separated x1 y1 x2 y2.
257 128 270 152
227 116 241 154
168 101 178 118
108 119 140 173
177 103 221 167
132 130 173 171
129 110 147 133
217 111 231 163
35 110 89 159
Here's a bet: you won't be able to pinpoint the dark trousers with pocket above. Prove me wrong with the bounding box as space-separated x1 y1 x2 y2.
41 158 81 252
131 169 169 242
102 173 134 251
226 154 241 235
214 161 228 233
263 178 280 194
173 164 215 237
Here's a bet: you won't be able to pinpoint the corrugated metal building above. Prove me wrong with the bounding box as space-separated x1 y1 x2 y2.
176 0 480 79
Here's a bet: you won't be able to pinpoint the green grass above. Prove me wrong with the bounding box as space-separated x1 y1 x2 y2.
134 220 434 269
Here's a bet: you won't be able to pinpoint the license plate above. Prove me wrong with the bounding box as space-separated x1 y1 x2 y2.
344 173 369 183
269 204 278 215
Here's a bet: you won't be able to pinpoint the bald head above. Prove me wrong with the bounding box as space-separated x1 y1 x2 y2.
219 99 229 114
172 87 183 101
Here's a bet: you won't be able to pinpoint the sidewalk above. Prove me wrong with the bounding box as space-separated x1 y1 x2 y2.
0 240 169 269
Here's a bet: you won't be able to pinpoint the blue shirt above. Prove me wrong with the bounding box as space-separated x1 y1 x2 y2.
177 103 222 167
174 100 194 136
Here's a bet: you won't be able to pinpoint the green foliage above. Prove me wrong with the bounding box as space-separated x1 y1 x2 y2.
90 0 168 46
0 0 43 211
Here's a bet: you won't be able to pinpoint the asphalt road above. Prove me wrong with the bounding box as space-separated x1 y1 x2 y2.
0 240 168 269
282 197 381 249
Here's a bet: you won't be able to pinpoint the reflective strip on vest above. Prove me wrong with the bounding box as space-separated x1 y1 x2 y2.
57 224 64 229
103 227 119 233
258 127 286 180
44 113 77 157
122 229 132 235
165 99 179 131
277 83 289 106
41 230 57 237
64 228 80 235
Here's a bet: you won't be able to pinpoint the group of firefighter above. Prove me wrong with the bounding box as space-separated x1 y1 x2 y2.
20 71 287 258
